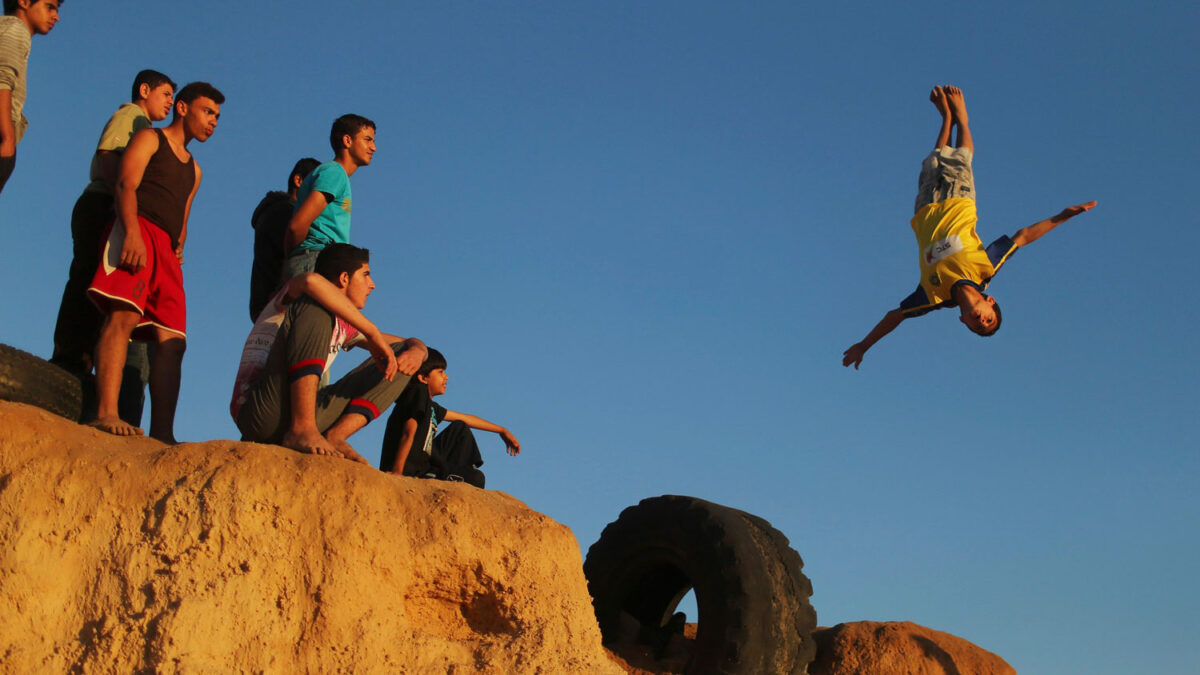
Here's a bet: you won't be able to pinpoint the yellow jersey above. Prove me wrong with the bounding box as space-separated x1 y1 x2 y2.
899 197 1017 316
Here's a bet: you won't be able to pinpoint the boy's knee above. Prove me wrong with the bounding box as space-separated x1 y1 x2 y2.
104 310 142 332
155 337 187 358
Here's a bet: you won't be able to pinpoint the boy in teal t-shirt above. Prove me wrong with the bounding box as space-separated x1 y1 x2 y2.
282 113 376 279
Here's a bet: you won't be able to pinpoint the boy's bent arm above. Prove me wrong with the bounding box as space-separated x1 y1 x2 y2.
176 162 201 261
390 417 419 475
842 308 906 370
283 190 329 253
1011 201 1097 248
443 410 521 455
0 90 14 156
114 129 159 272
286 273 399 381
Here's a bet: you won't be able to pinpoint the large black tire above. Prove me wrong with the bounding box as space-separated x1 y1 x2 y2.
584 495 817 674
0 344 83 421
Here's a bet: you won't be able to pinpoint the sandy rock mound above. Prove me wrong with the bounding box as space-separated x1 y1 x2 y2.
810 620 1015 675
0 402 620 673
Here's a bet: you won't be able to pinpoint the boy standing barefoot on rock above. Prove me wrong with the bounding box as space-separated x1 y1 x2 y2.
231 244 426 462
86 82 223 441
842 85 1096 369
51 69 176 427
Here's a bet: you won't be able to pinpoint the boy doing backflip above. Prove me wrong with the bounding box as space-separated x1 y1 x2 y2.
87 82 223 441
231 244 426 462
842 85 1096 369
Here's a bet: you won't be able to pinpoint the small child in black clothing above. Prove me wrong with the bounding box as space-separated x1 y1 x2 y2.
379 348 520 488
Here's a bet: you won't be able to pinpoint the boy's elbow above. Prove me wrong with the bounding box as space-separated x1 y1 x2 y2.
288 272 321 295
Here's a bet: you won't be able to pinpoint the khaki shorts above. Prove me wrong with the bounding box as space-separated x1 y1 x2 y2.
914 147 975 213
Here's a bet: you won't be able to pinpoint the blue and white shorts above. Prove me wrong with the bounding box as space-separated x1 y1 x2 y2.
915 146 975 213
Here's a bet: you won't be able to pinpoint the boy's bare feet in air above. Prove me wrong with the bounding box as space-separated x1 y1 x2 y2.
930 85 950 119
282 429 343 458
944 85 968 124
943 85 973 151
88 416 144 437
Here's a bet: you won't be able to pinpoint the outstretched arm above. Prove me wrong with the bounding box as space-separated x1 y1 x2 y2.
1012 201 1097 248
443 410 521 456
842 308 906 370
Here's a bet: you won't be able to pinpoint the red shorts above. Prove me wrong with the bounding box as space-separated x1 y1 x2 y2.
88 215 187 340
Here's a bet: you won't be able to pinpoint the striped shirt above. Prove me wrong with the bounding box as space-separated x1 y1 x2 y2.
0 16 30 144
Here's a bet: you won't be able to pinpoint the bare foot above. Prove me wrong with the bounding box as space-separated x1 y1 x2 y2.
331 439 369 465
88 415 144 437
929 85 949 119
281 429 342 458
944 85 968 124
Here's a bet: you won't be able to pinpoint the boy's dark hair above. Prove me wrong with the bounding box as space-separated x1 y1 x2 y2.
4 0 60 15
131 69 175 103
971 299 1003 337
330 114 375 153
288 157 321 191
173 82 225 119
418 348 447 378
314 243 370 283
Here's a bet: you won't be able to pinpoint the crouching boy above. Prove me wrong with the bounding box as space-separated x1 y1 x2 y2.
230 243 426 462
380 348 520 488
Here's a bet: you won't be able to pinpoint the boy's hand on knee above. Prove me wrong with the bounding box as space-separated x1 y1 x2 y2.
394 340 427 377
365 332 399 381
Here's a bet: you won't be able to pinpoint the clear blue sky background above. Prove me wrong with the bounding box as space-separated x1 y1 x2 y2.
2 2 1196 673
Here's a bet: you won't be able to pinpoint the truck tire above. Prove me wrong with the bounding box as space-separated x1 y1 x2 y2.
584 495 817 674
0 344 83 421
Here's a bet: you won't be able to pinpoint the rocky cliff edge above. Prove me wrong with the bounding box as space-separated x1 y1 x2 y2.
0 401 620 673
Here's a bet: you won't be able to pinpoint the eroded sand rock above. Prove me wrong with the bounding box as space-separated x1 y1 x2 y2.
810 620 1016 675
0 402 620 673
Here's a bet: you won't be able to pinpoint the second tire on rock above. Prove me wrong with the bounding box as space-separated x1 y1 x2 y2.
584 494 817 674
0 343 83 422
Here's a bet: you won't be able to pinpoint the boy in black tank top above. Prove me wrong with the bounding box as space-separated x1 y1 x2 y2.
86 82 224 443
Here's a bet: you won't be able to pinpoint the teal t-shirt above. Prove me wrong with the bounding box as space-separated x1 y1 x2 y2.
293 161 352 252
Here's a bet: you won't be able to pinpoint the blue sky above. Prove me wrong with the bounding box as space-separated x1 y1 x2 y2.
2 2 1197 673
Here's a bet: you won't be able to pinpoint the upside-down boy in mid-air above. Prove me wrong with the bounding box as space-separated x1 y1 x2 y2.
842 85 1096 369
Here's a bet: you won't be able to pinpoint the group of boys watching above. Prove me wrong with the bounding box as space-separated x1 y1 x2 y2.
6 1 1097 485
4 2 520 487
236 116 520 486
